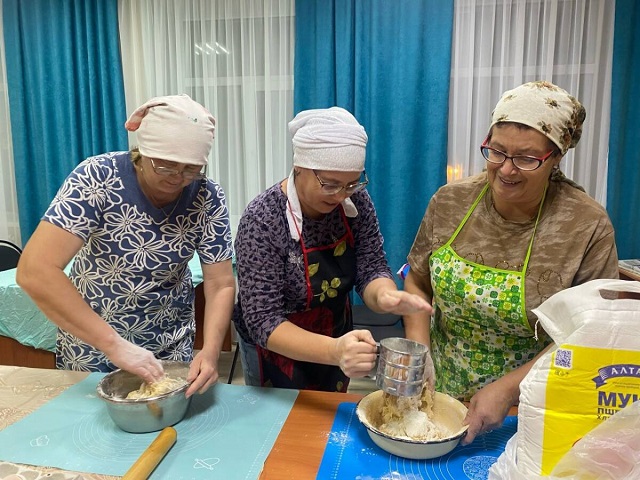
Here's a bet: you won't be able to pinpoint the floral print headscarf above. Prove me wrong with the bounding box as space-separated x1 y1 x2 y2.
490 81 586 155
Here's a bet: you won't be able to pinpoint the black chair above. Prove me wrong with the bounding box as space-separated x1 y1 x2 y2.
0 240 22 271
351 304 405 341
227 338 240 384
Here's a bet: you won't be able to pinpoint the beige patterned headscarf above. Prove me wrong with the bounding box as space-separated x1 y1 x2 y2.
490 81 586 155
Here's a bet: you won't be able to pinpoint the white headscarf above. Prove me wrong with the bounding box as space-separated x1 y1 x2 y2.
125 94 216 166
286 107 368 240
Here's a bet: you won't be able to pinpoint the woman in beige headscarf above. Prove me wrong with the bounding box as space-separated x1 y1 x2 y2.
232 107 431 392
403 81 619 444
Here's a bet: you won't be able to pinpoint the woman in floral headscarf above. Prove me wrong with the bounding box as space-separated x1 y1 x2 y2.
403 81 619 444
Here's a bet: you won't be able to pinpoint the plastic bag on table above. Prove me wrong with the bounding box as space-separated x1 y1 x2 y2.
549 400 640 479
489 434 545 480
490 401 640 480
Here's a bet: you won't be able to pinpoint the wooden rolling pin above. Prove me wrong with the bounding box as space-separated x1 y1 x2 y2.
122 427 177 480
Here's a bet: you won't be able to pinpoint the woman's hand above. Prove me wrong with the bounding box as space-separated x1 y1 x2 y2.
460 378 517 445
376 289 433 316
460 352 543 445
104 337 164 384
334 329 378 378
185 349 219 397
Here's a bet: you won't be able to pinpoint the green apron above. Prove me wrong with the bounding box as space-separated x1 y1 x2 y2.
429 183 547 401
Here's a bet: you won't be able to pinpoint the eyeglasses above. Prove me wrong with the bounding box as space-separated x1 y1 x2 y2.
480 137 556 171
149 158 207 180
312 169 369 195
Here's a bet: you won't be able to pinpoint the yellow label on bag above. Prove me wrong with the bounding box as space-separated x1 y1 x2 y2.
541 344 640 475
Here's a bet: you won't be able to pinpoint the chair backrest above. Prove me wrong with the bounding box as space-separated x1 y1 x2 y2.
351 304 405 342
0 240 22 271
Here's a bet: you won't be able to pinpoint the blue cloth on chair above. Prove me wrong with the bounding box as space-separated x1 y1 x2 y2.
0 256 204 352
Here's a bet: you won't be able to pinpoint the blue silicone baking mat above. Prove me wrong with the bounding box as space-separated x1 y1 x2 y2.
0 373 298 479
318 402 517 480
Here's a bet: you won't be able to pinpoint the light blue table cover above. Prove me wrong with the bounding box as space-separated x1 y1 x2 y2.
0 256 204 352
0 373 298 479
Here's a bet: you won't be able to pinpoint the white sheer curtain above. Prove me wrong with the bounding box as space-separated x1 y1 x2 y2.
0 2 21 245
448 0 615 205
118 0 295 235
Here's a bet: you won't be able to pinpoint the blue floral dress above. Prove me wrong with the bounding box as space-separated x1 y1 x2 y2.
43 151 233 371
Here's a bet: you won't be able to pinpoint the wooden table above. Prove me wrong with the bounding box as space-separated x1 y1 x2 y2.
260 392 518 479
260 390 362 479
619 265 640 282
1 366 519 479
0 366 359 479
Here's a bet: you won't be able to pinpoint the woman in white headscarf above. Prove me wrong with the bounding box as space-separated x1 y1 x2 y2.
232 107 431 392
403 81 619 444
18 94 235 397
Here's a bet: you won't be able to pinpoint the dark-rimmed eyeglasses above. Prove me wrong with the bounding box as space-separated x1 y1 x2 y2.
312 169 369 196
480 137 556 171
149 158 207 180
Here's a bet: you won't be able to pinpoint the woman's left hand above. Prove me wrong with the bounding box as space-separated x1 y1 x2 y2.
377 289 433 316
460 379 516 445
185 350 220 397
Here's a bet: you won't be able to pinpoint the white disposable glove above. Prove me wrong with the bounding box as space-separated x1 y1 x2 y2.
104 336 164 383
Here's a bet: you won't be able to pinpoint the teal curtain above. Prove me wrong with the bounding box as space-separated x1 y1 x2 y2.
608 0 640 260
3 0 128 243
294 0 454 296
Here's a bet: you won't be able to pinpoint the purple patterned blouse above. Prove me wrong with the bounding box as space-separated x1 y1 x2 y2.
232 182 393 347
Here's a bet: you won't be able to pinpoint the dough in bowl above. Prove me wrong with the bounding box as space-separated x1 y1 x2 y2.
378 387 450 440
126 376 188 399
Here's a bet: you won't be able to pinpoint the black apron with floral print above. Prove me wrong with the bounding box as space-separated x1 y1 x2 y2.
257 207 356 391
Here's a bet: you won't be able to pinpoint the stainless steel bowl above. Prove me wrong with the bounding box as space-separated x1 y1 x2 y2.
96 360 192 433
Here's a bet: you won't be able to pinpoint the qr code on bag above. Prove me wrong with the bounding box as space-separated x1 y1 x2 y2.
554 348 573 369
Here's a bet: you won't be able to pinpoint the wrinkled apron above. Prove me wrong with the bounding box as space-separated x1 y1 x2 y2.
258 206 356 391
429 183 547 401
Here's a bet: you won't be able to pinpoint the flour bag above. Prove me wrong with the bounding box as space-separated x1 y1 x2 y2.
491 279 640 478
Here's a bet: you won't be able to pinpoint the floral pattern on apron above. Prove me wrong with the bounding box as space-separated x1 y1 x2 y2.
429 183 547 401
257 205 356 392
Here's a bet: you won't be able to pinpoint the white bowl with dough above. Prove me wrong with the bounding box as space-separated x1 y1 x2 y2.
356 389 469 460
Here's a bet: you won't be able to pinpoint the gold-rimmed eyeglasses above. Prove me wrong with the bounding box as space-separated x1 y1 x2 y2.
149 158 207 180
312 169 369 196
